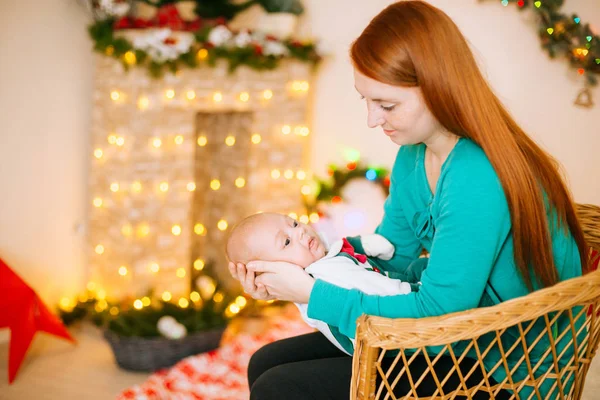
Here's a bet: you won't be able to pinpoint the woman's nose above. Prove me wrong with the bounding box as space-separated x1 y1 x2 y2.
366 104 384 128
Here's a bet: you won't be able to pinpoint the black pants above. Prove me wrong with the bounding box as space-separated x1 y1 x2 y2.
248 332 511 400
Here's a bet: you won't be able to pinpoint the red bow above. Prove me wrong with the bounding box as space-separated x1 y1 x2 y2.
341 238 367 264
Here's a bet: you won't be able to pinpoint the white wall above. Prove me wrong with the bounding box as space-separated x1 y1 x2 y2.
0 0 92 309
0 0 598 311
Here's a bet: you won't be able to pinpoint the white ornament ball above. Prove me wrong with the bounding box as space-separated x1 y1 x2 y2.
157 316 187 339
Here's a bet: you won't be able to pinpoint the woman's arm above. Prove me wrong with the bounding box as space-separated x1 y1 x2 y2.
307 163 512 339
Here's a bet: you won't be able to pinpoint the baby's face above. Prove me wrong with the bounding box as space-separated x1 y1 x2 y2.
247 213 326 268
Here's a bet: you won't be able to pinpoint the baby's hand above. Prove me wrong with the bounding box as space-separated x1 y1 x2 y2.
361 234 395 260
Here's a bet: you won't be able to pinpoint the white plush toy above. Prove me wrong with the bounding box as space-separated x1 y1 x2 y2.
157 316 187 340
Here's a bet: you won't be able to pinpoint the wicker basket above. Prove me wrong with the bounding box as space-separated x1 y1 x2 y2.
104 326 226 371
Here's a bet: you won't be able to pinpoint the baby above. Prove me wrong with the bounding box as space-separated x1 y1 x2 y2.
226 212 413 355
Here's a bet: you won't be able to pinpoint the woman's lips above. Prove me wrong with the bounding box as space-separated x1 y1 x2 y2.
383 129 395 136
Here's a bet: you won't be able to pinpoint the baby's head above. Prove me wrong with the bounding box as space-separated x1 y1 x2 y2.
226 212 326 268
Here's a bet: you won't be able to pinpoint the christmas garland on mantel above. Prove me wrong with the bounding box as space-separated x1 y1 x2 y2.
88 3 321 78
488 0 599 107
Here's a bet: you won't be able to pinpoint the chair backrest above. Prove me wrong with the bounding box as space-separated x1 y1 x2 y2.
351 204 600 400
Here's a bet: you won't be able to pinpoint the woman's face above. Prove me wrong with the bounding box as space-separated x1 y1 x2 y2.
353 69 443 146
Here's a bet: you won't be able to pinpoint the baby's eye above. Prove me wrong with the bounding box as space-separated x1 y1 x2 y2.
284 238 291 247
293 221 299 228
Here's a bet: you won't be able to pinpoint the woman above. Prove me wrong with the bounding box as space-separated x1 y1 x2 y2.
229 1 590 399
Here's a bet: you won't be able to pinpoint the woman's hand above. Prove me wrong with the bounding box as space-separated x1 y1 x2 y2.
248 261 315 304
228 262 276 301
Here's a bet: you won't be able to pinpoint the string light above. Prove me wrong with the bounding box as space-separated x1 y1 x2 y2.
271 169 281 179
105 46 114 56
194 223 206 236
110 182 119 192
93 197 103 207
165 89 175 99
210 179 221 190
137 96 150 110
95 244 105 254
235 177 245 188
213 292 224 303
115 136 125 146
300 215 309 224
197 48 208 60
172 225 182 236
187 182 196 191
159 181 169 192
94 149 103 159
228 303 240 314
547 27 554 35
110 90 121 101
176 268 186 278
59 297 72 311
534 1 541 8
309 212 320 223
197 136 208 146
178 298 189 308
142 297 151 307
133 299 143 309
281 125 291 135
301 185 312 195
263 89 273 100
217 219 228 231
162 291 172 301
97 289 106 300
251 133 262 144
152 138 162 148
109 306 119 316
186 90 196 100
118 266 128 276
225 135 236 146
239 92 250 102
213 92 223 102
288 212 298 220
124 51 136 65
108 134 117 144
296 170 306 180
150 262 160 273
284 169 294 179
174 135 184 145
136 222 150 237
190 291 201 302
235 296 247 307
299 126 310 136
131 181 142 193
194 259 205 270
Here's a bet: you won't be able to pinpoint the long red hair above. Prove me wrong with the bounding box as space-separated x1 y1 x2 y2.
351 1 589 290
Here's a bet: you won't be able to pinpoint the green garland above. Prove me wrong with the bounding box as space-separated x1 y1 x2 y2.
89 19 321 78
492 0 599 104
57 261 270 337
304 161 390 214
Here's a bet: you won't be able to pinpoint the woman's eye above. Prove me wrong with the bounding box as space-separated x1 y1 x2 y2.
293 221 298 227
284 238 291 247
381 104 395 111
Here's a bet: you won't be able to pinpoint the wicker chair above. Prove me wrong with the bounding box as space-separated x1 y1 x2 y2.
351 204 600 400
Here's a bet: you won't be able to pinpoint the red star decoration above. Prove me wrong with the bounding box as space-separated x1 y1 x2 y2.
0 258 76 383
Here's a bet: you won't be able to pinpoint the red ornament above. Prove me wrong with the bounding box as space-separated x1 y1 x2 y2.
266 34 278 41
327 168 335 177
0 258 75 383
331 196 342 204
517 0 525 7
156 4 185 31
578 68 585 75
253 44 264 55
114 16 133 30
383 175 391 187
185 19 203 32
347 162 357 171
